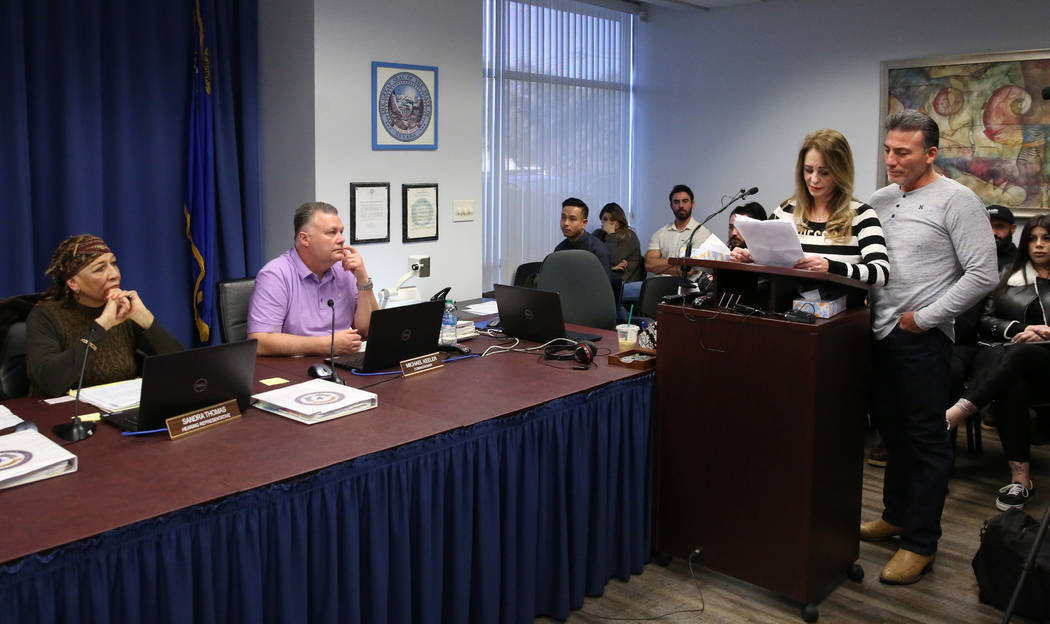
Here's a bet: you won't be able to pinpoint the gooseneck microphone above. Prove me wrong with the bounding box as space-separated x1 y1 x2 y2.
679 186 759 289
325 299 345 385
54 325 98 442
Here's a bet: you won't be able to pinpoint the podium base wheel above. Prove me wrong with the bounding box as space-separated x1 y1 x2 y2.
801 602 819 622
847 562 864 582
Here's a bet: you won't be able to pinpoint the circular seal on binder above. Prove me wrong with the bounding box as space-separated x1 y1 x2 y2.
378 72 433 142
295 391 344 406
0 450 32 471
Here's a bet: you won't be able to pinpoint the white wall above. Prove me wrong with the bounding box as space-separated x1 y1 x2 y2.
311 0 484 302
633 0 1050 243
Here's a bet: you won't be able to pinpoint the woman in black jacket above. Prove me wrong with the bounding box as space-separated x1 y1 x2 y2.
946 214 1050 511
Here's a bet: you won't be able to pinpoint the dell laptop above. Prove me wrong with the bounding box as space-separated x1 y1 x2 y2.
328 299 444 372
492 284 601 343
102 339 258 432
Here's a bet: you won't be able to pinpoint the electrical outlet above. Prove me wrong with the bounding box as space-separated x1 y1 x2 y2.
453 199 475 222
409 255 431 278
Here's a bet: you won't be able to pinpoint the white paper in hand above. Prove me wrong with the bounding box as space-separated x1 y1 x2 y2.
731 216 805 268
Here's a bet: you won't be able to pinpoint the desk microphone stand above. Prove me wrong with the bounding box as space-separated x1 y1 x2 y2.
54 328 97 442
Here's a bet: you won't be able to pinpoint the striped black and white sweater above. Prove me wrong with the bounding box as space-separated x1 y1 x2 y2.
773 200 890 286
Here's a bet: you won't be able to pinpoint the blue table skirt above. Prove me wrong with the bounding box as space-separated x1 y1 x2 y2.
1 374 653 624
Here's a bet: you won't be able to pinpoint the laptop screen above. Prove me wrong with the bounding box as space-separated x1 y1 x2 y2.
135 339 258 429
330 299 443 372
492 284 568 343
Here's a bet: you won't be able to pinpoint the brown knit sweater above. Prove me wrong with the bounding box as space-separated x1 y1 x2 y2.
25 300 183 397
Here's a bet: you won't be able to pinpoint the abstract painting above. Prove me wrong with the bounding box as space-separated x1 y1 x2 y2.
881 51 1050 216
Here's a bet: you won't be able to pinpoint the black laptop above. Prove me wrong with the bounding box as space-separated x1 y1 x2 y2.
492 284 601 343
328 299 444 372
102 339 258 432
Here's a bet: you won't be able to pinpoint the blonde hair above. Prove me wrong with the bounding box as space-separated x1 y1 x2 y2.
792 129 856 243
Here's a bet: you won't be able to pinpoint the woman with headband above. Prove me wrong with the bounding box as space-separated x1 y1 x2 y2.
26 234 182 397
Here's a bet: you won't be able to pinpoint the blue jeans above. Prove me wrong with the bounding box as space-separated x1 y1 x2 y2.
871 326 953 556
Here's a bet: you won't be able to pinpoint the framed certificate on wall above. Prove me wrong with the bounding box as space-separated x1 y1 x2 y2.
402 184 438 242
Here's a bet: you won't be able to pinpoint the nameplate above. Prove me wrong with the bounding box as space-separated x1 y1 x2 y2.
400 352 444 377
165 399 241 440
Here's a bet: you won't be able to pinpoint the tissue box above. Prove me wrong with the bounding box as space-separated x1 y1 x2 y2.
792 296 846 319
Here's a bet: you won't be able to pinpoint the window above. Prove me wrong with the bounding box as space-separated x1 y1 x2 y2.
482 0 634 289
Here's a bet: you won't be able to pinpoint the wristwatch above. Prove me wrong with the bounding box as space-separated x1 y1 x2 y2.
358 278 374 291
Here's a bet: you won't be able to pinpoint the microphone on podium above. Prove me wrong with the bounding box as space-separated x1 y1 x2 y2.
684 186 760 259
679 186 759 294
54 325 98 442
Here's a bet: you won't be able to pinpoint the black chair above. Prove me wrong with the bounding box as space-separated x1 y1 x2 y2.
216 278 256 343
513 262 542 288
536 250 617 330
635 276 680 321
0 321 29 399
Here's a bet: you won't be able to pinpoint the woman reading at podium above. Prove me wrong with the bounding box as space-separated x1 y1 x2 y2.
946 215 1050 511
26 234 182 397
729 128 890 286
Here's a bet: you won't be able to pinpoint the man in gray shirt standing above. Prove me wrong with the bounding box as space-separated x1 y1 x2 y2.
860 110 997 585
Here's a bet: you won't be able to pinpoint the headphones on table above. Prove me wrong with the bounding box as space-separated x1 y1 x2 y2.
543 340 596 365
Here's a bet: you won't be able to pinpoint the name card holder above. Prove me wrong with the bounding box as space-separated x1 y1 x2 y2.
165 399 242 440
400 351 444 377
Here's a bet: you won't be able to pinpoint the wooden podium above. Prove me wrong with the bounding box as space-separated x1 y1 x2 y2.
654 258 871 622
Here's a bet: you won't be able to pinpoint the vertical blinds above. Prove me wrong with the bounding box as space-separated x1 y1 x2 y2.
483 0 634 290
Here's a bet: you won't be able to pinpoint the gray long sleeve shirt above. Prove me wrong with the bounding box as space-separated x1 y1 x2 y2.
868 175 998 341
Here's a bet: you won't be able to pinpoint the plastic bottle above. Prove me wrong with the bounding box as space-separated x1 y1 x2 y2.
440 299 458 346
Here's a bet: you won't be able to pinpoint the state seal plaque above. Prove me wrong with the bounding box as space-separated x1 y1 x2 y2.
372 61 438 150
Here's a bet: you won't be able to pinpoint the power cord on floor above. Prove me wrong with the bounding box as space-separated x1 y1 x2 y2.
578 549 705 621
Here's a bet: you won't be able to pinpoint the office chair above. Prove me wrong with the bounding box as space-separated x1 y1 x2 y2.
536 250 617 330
635 275 680 321
0 321 29 399
216 277 256 343
512 261 542 288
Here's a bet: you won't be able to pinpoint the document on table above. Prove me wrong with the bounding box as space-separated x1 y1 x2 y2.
464 300 499 316
731 216 805 268
0 429 78 489
70 378 142 413
252 378 378 425
0 405 22 430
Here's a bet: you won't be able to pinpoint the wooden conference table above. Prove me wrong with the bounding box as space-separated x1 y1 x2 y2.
0 328 654 624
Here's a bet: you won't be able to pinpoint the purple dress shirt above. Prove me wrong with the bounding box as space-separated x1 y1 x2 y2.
247 248 360 336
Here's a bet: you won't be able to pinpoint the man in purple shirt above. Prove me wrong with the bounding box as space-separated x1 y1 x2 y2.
248 202 379 356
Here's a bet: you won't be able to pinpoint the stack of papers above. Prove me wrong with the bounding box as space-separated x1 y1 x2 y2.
72 378 142 413
252 378 378 425
456 319 478 340
0 429 78 489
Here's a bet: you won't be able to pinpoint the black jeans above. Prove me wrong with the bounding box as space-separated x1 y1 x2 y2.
965 344 1050 463
871 327 953 556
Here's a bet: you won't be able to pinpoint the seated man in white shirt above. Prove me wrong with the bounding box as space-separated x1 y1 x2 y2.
622 184 713 304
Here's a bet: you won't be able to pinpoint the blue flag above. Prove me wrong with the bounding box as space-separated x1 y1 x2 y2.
184 0 216 344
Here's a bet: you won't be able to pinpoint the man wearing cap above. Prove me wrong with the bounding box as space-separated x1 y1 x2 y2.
987 205 1018 270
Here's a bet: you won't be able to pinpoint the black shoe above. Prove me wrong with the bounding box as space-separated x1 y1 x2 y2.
996 481 1033 511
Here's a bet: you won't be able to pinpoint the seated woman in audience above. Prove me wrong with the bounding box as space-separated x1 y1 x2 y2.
26 234 182 397
946 214 1050 511
594 202 644 284
729 128 889 286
